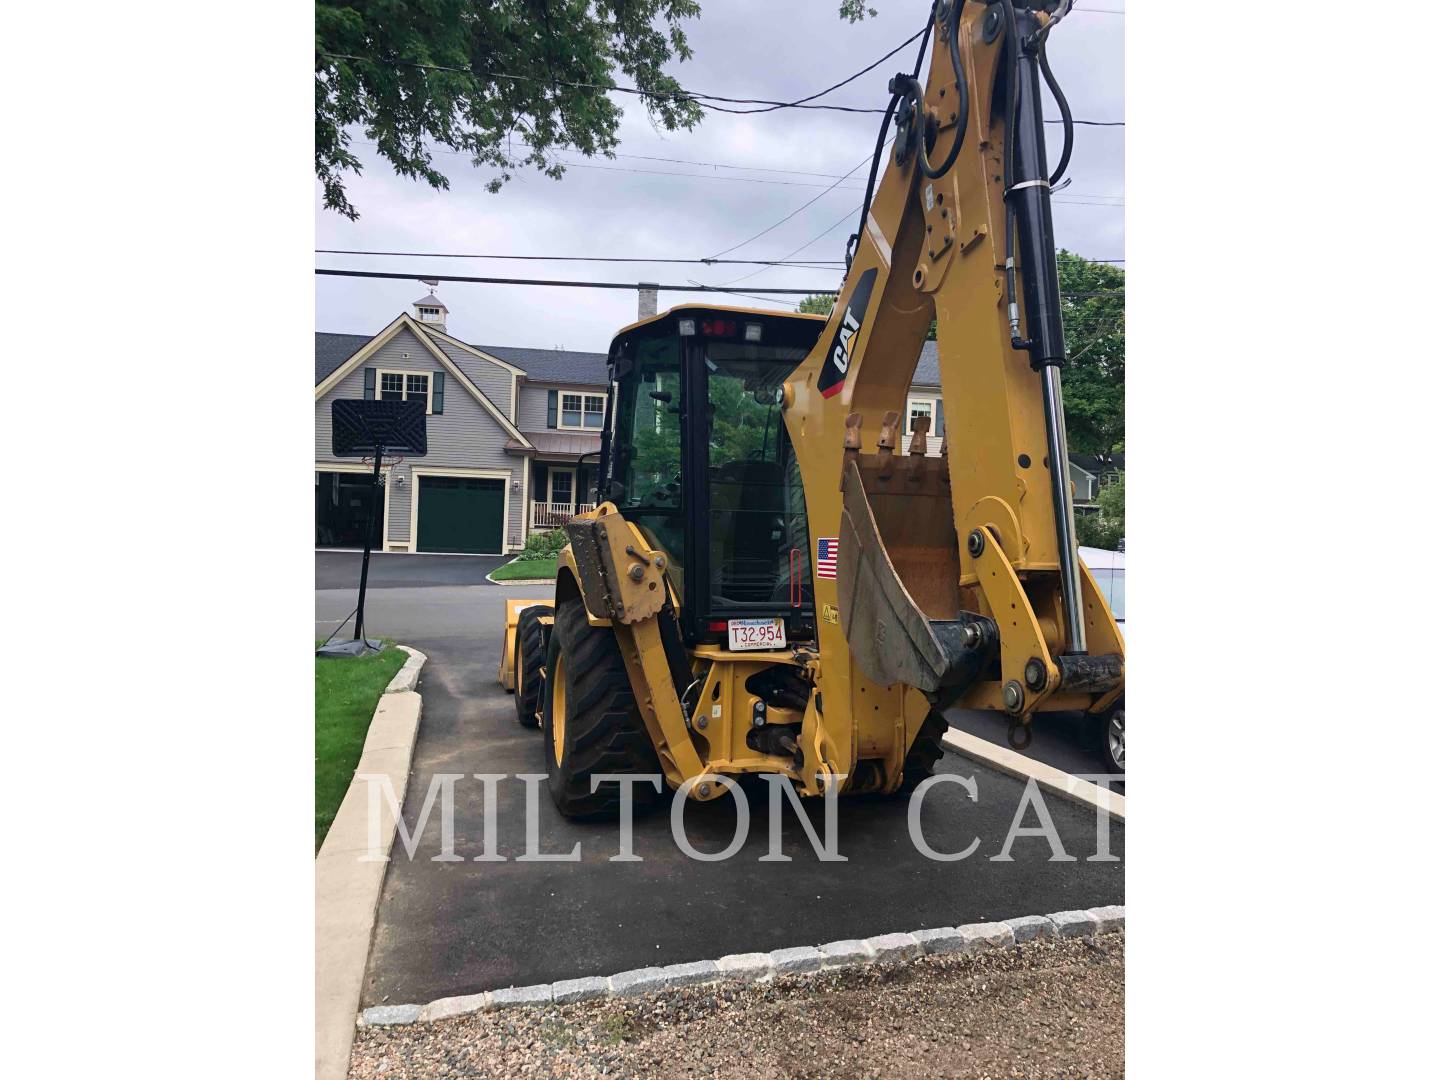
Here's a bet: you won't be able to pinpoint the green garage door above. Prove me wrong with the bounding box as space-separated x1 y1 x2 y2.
416 475 505 554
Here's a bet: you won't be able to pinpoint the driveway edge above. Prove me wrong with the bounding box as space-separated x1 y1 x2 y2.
317 647 428 1080
358 906 1124 1027
941 726 1125 820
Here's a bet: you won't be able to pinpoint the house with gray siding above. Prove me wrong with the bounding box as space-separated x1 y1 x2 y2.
316 296 1115 555
315 292 608 555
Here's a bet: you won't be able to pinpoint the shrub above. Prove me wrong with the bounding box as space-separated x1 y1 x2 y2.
1075 473 1124 550
521 528 570 559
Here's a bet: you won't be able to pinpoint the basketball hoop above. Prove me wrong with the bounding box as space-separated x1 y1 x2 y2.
360 453 405 469
319 399 428 659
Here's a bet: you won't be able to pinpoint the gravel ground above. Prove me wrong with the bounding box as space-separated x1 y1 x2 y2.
350 934 1123 1079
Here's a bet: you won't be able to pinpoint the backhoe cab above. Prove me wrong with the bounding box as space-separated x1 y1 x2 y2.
502 0 1124 818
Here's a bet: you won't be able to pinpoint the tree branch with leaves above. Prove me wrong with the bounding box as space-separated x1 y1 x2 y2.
316 0 704 219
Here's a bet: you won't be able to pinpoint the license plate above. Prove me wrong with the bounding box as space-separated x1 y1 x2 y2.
727 617 786 651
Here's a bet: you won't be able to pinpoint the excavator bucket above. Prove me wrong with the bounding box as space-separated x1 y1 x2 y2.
836 456 996 695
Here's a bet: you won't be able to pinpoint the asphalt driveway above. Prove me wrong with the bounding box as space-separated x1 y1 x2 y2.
315 579 1124 1008
316 550 510 590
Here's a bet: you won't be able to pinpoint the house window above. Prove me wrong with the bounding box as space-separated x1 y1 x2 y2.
560 392 606 430
905 396 937 436
418 306 442 322
548 468 575 508
377 370 432 412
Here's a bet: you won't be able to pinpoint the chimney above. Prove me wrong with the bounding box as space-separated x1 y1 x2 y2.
637 281 658 320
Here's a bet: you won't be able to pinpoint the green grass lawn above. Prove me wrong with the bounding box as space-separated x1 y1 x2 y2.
490 556 559 581
315 642 408 851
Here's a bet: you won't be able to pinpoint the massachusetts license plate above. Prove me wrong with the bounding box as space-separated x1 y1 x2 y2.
727 617 786 651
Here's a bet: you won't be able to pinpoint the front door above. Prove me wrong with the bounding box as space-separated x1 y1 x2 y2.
548 468 575 511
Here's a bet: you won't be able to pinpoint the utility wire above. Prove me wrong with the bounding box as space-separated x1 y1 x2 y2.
320 28 925 118
320 51 1123 124
315 267 1121 298
718 205 864 286
391 140 1125 198
314 248 1124 266
705 151 877 260
316 268 832 294
316 250 846 267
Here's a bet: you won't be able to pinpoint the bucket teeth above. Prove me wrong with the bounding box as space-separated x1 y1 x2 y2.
906 415 931 479
876 410 901 479
842 412 862 488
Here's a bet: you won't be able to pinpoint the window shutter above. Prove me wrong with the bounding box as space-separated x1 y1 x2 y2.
547 390 558 428
432 371 445 414
363 367 376 400
935 400 945 438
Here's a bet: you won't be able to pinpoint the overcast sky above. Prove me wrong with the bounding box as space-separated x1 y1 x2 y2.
315 1 1123 353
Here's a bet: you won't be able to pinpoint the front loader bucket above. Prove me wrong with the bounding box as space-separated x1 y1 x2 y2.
498 598 552 690
837 458 996 693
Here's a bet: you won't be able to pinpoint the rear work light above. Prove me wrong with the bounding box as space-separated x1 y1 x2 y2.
677 318 696 336
744 322 763 342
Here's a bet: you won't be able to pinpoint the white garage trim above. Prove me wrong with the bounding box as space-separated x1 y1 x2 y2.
315 462 394 551
408 466 513 555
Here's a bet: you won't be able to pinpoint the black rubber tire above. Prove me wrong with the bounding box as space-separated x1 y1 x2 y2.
900 710 948 791
513 605 553 729
1100 703 1125 775
542 598 663 820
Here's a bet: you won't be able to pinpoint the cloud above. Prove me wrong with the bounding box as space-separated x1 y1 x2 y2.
316 0 1123 351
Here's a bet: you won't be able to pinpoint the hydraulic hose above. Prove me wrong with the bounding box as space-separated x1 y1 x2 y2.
846 2 942 269
1001 0 1026 349
918 0 969 179
1037 33 1072 185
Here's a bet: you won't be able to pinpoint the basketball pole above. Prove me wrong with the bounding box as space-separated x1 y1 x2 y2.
352 443 385 647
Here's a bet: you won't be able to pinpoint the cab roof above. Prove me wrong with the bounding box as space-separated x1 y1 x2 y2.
609 303 826 352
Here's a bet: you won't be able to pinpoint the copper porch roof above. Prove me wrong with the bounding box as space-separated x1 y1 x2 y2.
505 430 603 456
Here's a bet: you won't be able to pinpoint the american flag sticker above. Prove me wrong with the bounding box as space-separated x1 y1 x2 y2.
816 537 839 579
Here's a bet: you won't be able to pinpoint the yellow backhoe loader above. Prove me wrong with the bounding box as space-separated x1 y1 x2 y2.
500 0 1124 817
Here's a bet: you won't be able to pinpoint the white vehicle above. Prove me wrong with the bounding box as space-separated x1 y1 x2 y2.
1080 546 1125 772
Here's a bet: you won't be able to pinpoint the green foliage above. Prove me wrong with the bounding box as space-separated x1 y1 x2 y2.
491 556 560 581
521 527 571 559
707 371 777 466
1054 250 1125 456
1075 473 1125 550
798 293 836 316
316 0 704 218
839 0 878 21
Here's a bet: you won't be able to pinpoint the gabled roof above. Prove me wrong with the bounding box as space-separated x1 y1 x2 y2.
1070 451 1125 474
315 332 372 385
313 313 532 449
474 344 609 387
913 341 940 387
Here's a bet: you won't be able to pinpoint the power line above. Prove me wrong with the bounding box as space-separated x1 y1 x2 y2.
315 250 847 267
316 268 832 294
315 267 1122 299
706 151 877 260
319 51 1123 125
403 141 1124 198
319 27 925 118
718 205 864 286
314 247 1123 267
